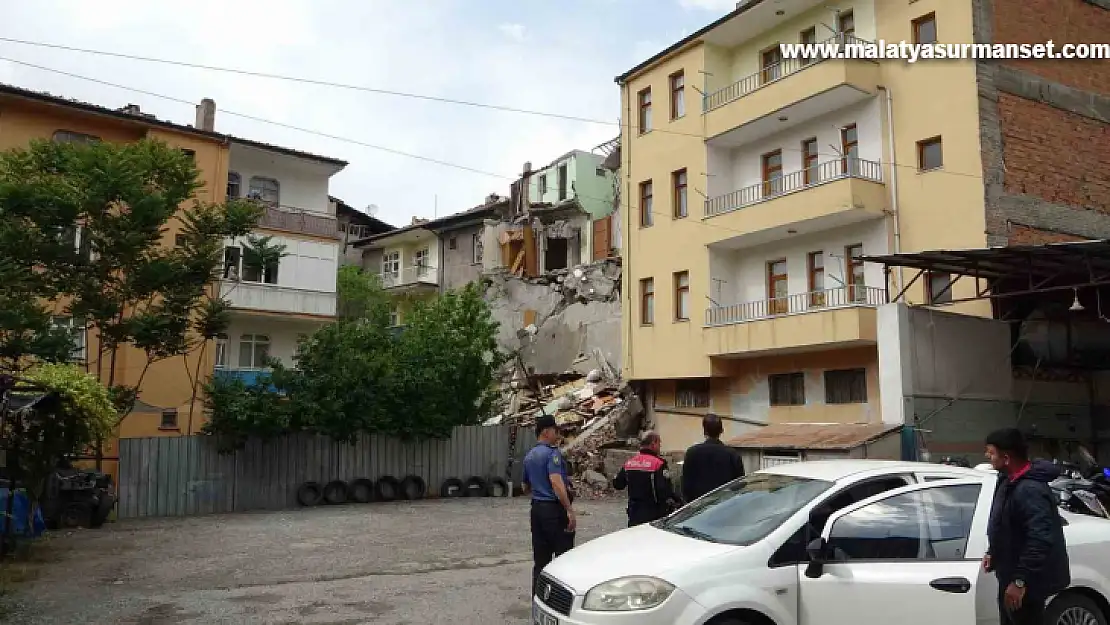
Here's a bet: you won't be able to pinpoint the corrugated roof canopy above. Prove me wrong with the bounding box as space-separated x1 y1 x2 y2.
860 239 1110 281
727 423 900 450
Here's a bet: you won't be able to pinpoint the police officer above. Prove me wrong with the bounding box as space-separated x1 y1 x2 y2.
522 414 576 598
613 431 680 527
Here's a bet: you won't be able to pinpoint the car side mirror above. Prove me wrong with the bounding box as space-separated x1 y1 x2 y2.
804 537 827 579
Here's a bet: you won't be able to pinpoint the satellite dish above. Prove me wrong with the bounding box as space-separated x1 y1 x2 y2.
366 204 379 217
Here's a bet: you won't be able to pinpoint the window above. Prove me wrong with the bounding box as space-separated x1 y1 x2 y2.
802 138 819 185
657 473 834 546
761 46 783 84
846 243 865 302
241 247 279 285
381 250 400 279
222 246 242 280
180 149 196 161
388 306 400 327
800 27 817 65
640 278 655 325
913 13 937 45
639 180 654 227
215 333 228 368
762 150 783 196
672 168 688 219
638 87 653 133
669 70 685 119
824 368 867 404
841 124 859 176
471 233 483 264
539 174 548 195
238 334 271 369
248 176 280 205
175 234 187 247
768 259 789 314
227 172 241 198
52 130 100 144
918 137 943 171
927 271 953 304
557 163 568 201
827 484 981 561
838 10 855 39
449 237 457 250
674 271 690 321
160 409 178 430
414 248 430 277
51 316 87 361
596 167 606 176
808 251 825 307
769 372 805 406
676 378 710 408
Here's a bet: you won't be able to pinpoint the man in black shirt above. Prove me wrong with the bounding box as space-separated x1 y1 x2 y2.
681 414 745 503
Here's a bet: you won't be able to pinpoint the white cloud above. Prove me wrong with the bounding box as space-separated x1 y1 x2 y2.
498 23 527 43
677 0 738 10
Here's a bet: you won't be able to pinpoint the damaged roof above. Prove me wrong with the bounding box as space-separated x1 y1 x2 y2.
727 423 901 450
351 196 511 248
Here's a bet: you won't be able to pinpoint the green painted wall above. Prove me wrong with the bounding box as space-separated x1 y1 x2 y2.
529 150 615 220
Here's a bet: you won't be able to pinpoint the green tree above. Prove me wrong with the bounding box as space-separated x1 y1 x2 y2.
0 138 266 464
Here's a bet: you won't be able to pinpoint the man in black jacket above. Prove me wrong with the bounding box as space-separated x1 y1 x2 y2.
983 428 1070 625
681 414 745 503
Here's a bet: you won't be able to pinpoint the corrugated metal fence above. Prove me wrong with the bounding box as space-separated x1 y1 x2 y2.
117 425 526 519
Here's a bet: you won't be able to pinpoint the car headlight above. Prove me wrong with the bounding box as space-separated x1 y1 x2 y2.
582 576 675 611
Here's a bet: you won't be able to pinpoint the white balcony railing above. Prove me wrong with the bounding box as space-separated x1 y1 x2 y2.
703 34 869 112
379 265 438 288
705 158 883 218
706 285 886 326
219 280 337 317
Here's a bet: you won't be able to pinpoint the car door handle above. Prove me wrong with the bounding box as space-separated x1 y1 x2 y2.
930 577 972 594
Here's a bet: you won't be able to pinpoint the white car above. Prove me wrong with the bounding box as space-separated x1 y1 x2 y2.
533 460 1110 625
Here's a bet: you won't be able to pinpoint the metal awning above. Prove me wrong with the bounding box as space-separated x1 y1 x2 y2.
726 423 901 450
861 239 1110 304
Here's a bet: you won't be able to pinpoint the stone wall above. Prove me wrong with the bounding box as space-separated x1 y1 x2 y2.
483 259 622 376
973 0 1110 246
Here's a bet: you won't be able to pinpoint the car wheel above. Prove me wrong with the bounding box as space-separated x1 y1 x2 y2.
1046 593 1106 625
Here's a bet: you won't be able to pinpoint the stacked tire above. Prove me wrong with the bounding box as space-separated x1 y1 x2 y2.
296 474 509 508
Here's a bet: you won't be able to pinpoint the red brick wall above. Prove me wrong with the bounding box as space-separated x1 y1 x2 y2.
997 94 1110 210
1007 224 1091 245
992 0 1110 95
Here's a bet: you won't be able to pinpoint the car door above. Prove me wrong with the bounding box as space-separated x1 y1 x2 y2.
798 478 998 625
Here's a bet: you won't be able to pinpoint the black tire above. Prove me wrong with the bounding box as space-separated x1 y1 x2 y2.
296 481 323 507
323 480 349 505
90 495 115 528
60 503 90 528
441 478 465 498
1045 592 1107 625
400 475 427 500
376 475 400 502
348 478 375 504
463 476 488 497
486 477 509 498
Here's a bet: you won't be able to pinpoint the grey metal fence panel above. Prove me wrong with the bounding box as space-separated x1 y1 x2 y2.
117 425 518 519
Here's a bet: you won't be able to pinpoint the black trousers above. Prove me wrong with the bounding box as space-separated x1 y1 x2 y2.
530 500 575 598
998 586 1045 625
627 503 668 528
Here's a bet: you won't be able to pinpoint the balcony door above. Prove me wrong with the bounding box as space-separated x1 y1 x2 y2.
808 251 825 307
762 150 784 198
382 251 400 285
761 46 782 85
846 244 866 302
841 124 859 176
768 259 789 315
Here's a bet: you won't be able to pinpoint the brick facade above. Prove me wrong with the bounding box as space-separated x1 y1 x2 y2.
1006 224 1091 246
973 0 1110 247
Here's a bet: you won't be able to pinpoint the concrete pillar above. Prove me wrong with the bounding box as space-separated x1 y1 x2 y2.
195 98 216 131
877 302 915 426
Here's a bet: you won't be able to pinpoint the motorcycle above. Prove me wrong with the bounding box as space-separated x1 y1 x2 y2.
1048 446 1110 520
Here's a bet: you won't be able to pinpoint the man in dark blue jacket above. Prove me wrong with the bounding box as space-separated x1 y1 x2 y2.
983 428 1070 625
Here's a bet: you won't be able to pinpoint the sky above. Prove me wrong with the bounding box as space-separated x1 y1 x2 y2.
1 0 740 228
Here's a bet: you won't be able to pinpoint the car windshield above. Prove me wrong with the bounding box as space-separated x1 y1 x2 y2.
655 472 833 546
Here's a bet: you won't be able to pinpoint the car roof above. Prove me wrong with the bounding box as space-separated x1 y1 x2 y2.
756 459 987 482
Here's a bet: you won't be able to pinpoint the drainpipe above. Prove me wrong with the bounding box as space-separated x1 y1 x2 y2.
623 82 634 379
878 86 903 294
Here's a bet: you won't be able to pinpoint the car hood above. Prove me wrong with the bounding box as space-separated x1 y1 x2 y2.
542 523 740 594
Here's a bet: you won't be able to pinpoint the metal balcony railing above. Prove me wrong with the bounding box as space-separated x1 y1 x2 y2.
704 158 883 218
703 34 870 112
255 203 339 239
705 285 886 326
379 265 438 288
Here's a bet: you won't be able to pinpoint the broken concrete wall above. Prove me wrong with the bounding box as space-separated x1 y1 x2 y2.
484 258 622 376
439 223 485 291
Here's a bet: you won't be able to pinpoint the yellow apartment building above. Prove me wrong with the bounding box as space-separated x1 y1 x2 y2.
616 0 998 452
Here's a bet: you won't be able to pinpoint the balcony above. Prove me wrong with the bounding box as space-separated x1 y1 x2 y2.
704 158 886 249
219 281 337 317
703 36 881 145
212 367 274 388
257 203 340 240
704 286 885 357
380 266 438 290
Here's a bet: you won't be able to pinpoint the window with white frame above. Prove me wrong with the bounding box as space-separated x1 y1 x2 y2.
227 172 242 198
214 333 229 368
247 176 280 205
238 334 271 369
414 247 430 277
388 306 400 327
51 316 87 361
472 233 483 264
382 250 400 278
